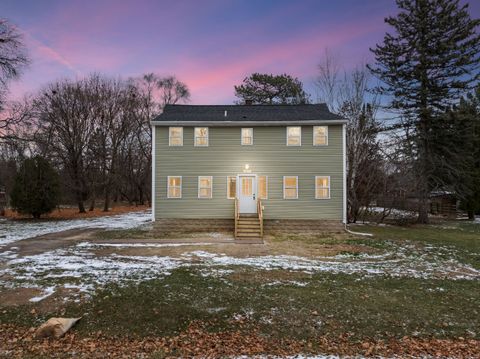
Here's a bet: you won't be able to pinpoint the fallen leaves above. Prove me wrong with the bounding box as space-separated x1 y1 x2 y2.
0 322 479 358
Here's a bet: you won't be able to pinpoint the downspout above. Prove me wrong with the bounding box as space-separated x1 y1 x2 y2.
344 223 373 237
342 124 372 237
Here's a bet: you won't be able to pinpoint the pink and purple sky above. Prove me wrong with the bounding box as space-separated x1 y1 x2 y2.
2 0 479 104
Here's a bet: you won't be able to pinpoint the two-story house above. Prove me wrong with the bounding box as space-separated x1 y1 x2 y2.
151 104 347 239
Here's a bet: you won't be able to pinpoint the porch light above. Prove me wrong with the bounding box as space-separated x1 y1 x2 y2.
243 164 251 173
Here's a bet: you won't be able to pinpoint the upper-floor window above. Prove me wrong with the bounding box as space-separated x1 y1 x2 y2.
194 127 209 146
198 176 213 198
169 127 183 146
315 176 330 199
167 176 182 198
241 128 253 145
287 126 301 146
313 126 328 146
283 176 298 199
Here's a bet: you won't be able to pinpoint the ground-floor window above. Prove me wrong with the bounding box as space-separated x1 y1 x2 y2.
165 175 332 200
258 175 268 199
227 176 236 199
198 176 213 198
283 176 298 199
167 176 182 198
315 176 330 199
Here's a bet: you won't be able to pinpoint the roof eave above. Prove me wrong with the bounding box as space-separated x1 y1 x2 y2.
150 119 348 126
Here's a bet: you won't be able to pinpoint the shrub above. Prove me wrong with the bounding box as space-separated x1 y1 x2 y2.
10 156 60 218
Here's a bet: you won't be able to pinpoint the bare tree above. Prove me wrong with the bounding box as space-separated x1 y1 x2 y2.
0 18 29 134
34 78 97 213
156 75 191 108
117 73 190 206
316 52 383 222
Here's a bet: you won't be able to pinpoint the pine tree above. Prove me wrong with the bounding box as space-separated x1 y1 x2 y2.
10 156 60 219
368 0 480 223
454 87 480 219
234 73 309 104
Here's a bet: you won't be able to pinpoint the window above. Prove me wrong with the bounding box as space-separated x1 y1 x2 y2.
283 176 298 199
227 176 236 199
167 176 182 198
194 127 209 146
258 175 268 199
169 127 183 146
241 128 253 145
315 176 330 199
198 176 213 198
287 126 301 146
313 126 328 146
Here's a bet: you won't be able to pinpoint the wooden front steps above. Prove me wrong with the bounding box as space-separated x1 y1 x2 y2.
236 216 262 240
234 198 264 241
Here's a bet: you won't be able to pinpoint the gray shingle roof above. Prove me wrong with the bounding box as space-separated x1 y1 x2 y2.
152 104 343 122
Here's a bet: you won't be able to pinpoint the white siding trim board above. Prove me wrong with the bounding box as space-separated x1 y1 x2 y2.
151 125 156 221
342 124 347 224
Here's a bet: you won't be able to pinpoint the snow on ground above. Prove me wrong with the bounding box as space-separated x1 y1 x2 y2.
0 210 151 247
367 206 417 218
1 239 478 302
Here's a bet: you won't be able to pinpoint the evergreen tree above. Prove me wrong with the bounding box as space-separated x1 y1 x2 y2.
454 87 480 219
368 0 480 223
234 73 310 104
10 156 60 218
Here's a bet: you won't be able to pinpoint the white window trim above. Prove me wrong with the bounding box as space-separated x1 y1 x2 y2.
258 175 268 200
194 127 209 147
241 128 254 146
226 176 236 199
286 126 301 146
168 127 183 146
167 176 182 199
198 176 213 199
315 176 331 199
313 126 328 146
283 176 298 199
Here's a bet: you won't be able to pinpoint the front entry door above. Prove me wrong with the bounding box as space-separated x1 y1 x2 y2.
238 175 257 214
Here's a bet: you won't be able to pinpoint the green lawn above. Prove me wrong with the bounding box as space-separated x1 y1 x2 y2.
356 221 480 269
1 220 479 356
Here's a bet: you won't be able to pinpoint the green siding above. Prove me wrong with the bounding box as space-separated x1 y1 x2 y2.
154 125 344 220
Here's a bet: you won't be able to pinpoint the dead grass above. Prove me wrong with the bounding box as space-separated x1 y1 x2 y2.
4 204 149 220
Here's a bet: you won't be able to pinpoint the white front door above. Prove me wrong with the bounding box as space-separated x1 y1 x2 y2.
238 174 257 214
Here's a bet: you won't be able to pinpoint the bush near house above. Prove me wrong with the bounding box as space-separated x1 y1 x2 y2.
10 156 60 219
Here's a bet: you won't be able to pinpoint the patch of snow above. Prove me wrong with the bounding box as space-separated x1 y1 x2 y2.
77 242 215 248
368 206 417 218
1 239 479 301
264 280 309 287
29 286 56 302
0 210 151 247
0 249 18 260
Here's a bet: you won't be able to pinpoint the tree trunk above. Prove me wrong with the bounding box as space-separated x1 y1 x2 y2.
78 199 86 213
89 197 95 211
417 196 429 224
103 187 110 212
138 186 144 206
467 209 475 220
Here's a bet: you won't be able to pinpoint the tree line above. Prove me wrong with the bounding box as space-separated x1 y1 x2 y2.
1 0 480 222
0 72 190 215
